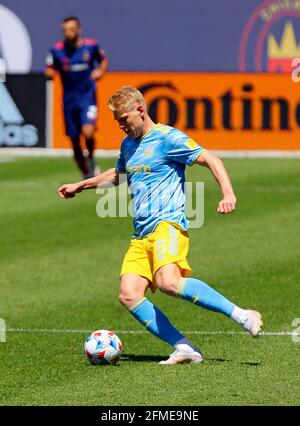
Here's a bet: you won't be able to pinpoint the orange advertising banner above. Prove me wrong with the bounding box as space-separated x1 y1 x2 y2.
51 72 300 150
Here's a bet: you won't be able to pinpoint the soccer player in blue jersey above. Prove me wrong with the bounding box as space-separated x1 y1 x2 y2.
58 86 263 365
45 16 108 178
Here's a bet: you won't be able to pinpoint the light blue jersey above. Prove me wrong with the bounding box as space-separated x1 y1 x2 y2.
115 123 204 238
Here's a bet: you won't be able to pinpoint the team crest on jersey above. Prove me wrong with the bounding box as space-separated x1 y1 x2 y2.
143 147 154 158
239 0 300 73
83 50 90 62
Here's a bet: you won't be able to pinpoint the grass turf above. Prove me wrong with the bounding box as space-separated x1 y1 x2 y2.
0 157 299 406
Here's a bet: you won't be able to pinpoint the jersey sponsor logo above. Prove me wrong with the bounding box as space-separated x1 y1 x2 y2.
126 163 151 174
61 59 90 72
69 63 89 72
0 5 32 73
239 0 300 72
0 82 38 146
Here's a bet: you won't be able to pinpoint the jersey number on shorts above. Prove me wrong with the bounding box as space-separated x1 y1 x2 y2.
155 239 167 260
87 105 97 120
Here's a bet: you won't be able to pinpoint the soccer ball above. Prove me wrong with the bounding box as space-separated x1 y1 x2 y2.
83 329 123 365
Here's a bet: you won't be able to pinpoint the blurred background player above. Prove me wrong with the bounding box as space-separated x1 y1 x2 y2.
45 16 108 178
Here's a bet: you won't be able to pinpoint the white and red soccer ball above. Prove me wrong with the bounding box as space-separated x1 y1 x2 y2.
83 330 123 365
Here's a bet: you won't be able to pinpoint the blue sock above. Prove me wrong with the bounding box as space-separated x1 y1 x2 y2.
130 298 184 346
177 277 235 317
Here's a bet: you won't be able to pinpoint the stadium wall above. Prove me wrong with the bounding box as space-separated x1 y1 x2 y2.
1 0 300 74
0 0 276 73
1 0 300 155
1 72 300 153
51 72 300 152
0 74 46 148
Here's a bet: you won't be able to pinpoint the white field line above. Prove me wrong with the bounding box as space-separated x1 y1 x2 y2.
5 328 299 337
0 148 120 158
1 148 300 158
0 156 15 163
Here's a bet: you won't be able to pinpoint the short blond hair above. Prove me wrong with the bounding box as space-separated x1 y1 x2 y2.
108 86 147 113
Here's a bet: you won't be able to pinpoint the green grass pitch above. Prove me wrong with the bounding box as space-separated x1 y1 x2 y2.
0 156 299 406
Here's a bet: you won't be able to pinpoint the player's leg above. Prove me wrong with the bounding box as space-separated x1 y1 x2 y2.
81 124 100 176
155 264 263 337
70 136 89 176
64 106 89 176
151 222 263 337
119 237 203 364
120 274 182 346
82 124 95 159
80 104 99 177
120 273 202 364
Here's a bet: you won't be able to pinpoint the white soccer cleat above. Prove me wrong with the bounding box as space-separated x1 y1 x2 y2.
85 158 101 177
159 347 204 365
94 165 101 176
242 310 263 337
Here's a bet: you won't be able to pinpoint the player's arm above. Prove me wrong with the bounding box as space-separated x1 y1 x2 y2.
58 167 120 199
44 67 56 79
91 49 109 80
44 51 57 79
196 150 236 214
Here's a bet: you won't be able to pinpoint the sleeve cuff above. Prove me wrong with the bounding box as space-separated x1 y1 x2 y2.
189 149 205 166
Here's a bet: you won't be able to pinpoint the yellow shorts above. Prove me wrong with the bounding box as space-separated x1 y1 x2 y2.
120 221 192 292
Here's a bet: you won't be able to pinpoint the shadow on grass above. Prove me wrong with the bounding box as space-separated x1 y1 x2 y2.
121 354 260 366
121 354 167 363
208 357 260 366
